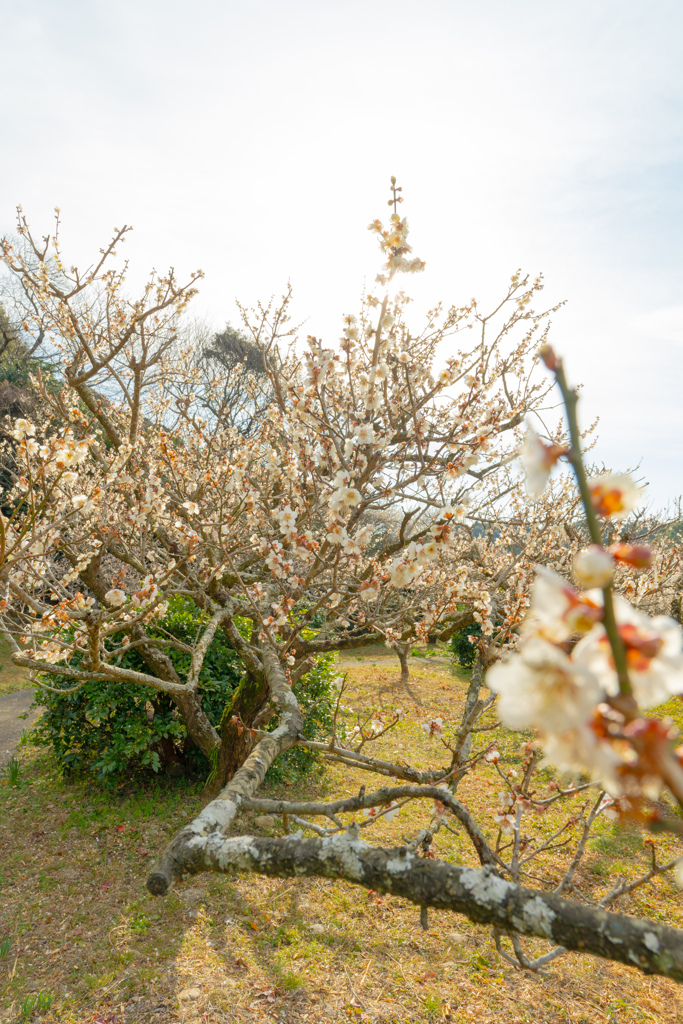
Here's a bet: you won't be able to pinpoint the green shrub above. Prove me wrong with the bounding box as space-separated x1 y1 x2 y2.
268 651 338 782
32 596 338 786
449 622 482 668
33 597 242 783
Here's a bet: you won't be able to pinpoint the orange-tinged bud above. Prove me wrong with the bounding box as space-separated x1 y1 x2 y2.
618 623 664 670
539 345 560 372
609 542 653 569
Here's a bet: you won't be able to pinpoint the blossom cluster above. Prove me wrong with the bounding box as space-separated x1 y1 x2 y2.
489 477 683 804
367 213 426 284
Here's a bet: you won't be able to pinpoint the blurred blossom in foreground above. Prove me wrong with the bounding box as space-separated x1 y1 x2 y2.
488 565 683 791
573 546 615 589
573 599 683 709
587 472 644 520
610 542 654 570
524 565 602 643
487 635 602 734
519 422 567 499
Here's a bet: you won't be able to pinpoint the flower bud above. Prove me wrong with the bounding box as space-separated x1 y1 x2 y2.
609 542 653 569
539 345 560 372
573 545 615 589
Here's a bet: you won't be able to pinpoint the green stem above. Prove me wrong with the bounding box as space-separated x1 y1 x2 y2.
553 361 632 698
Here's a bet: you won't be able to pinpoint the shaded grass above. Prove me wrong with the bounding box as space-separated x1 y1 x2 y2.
0 654 682 1023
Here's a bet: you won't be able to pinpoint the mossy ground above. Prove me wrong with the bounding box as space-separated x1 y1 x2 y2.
1 652 682 1023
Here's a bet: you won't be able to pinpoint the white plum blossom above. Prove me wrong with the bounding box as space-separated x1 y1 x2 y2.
573 546 615 589
388 561 416 588
587 472 644 520
355 424 375 444
276 505 297 531
524 566 602 643
573 601 683 708
597 794 634 820
105 589 127 607
438 504 464 521
11 419 36 440
422 717 444 739
519 423 566 499
494 791 517 835
359 581 380 602
363 802 400 822
487 636 602 734
343 487 362 506
329 485 362 511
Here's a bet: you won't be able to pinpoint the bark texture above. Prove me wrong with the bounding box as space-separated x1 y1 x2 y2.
148 830 683 983
211 671 270 794
396 644 410 686
241 783 498 868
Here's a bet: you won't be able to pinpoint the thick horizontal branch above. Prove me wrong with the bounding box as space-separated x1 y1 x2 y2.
295 632 383 656
147 830 683 983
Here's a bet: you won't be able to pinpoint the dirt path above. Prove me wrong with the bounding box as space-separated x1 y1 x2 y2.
0 688 38 769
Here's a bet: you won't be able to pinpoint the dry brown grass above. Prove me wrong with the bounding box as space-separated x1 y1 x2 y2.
1 653 683 1023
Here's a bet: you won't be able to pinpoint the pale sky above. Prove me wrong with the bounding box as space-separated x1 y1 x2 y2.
2 0 682 507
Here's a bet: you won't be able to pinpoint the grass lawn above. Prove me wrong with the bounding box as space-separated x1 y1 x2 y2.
0 640 31 696
1 654 683 1023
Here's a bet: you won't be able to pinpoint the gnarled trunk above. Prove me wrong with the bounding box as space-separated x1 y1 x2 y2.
209 669 270 795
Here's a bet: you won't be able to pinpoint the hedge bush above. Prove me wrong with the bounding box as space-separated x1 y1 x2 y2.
32 597 338 786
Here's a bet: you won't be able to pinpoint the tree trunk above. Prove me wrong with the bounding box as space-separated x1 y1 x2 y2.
170 688 221 759
451 653 485 773
209 670 270 795
157 734 185 776
148 831 683 984
396 644 410 686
